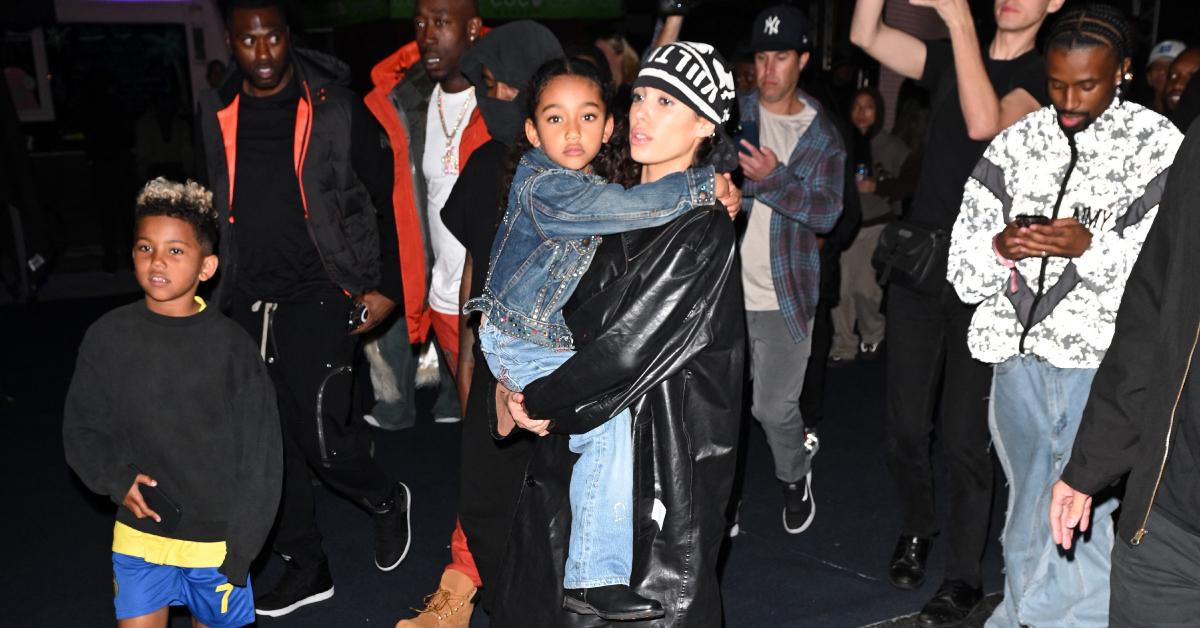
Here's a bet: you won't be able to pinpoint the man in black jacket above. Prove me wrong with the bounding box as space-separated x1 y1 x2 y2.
196 0 410 617
1051 119 1200 625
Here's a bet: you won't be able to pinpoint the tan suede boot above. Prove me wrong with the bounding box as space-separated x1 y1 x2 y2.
395 568 477 628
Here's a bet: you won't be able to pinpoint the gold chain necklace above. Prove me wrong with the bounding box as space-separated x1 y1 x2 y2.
435 84 474 176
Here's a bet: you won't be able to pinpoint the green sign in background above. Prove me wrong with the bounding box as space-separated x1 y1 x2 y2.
294 0 623 27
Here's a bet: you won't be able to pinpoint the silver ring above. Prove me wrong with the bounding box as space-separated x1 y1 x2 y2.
1040 250 1047 258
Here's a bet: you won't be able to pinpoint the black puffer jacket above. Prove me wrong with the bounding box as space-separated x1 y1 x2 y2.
197 48 399 308
489 208 745 627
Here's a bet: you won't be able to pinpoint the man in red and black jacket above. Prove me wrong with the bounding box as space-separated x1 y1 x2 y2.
196 0 410 617
364 1 493 624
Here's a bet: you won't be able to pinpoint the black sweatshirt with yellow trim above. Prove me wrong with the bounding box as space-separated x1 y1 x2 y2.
63 299 282 585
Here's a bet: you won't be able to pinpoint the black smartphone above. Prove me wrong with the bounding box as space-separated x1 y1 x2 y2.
141 483 183 533
1014 214 1051 228
734 121 760 155
129 465 182 532
347 302 369 331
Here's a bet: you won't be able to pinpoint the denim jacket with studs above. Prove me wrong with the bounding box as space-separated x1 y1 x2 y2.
464 147 716 349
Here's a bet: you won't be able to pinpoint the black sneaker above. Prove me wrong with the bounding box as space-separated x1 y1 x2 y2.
782 473 815 534
372 481 412 571
254 556 334 617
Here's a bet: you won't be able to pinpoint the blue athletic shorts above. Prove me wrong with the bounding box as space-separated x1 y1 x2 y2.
112 552 254 627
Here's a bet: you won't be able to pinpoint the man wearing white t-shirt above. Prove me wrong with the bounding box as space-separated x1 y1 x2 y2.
736 4 845 536
364 0 491 623
366 0 491 422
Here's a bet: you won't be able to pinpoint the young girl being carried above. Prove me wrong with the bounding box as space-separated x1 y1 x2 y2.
465 56 736 621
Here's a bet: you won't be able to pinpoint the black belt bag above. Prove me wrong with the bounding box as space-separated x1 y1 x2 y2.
871 220 948 295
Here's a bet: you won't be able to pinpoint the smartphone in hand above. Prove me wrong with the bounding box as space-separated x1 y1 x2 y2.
735 121 760 155
1014 214 1051 228
129 464 182 532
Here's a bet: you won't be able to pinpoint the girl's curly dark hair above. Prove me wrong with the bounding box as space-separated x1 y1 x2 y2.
498 57 640 225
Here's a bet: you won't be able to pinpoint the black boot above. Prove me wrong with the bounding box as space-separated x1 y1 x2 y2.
563 585 665 621
371 481 412 571
917 579 983 628
254 555 335 617
888 535 931 590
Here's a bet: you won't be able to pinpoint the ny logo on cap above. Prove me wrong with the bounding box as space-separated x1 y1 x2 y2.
764 15 781 36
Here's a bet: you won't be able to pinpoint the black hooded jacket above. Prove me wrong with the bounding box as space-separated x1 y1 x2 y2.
490 208 745 627
441 21 563 302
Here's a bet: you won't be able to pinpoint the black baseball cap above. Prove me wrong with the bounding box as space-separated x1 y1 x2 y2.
749 5 811 53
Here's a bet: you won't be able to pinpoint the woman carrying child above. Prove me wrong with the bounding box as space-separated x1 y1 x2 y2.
487 42 745 626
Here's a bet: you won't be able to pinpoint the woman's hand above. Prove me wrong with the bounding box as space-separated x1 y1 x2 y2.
717 173 741 220
495 383 550 437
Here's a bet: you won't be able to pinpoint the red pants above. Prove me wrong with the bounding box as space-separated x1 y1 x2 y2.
447 518 482 587
429 311 479 586
429 309 460 377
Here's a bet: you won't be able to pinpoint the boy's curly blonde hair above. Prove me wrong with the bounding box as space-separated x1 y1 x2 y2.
134 178 220 254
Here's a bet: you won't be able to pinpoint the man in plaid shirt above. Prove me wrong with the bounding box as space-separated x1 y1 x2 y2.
737 4 845 535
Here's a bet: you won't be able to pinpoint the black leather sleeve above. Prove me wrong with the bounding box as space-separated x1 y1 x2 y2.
522 208 738 434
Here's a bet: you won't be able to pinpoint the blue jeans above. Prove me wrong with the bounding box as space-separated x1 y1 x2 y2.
986 356 1114 628
479 323 634 588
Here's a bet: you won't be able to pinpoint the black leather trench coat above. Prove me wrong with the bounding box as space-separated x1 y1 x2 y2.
489 207 745 627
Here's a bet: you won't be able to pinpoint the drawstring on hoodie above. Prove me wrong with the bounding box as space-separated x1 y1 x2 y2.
1019 132 1078 355
251 301 278 360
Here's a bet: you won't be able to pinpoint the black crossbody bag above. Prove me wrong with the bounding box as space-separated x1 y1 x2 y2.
871 220 948 295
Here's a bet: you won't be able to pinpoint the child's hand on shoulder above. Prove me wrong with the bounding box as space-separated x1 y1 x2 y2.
123 473 161 523
716 173 741 221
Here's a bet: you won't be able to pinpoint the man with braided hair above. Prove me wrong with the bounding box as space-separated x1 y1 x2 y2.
851 0 1061 623
948 5 1182 626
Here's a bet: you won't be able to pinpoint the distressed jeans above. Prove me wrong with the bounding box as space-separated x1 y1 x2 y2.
986 356 1114 628
478 323 633 588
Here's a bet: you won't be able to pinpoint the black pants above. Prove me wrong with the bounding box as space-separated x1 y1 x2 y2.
884 283 993 587
1111 510 1200 627
458 338 535 610
233 294 391 566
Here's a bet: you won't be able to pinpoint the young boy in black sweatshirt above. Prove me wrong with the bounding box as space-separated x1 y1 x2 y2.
63 178 282 628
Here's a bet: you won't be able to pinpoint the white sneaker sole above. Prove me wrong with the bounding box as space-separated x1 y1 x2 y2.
783 502 815 534
783 476 816 534
376 482 412 571
255 585 334 617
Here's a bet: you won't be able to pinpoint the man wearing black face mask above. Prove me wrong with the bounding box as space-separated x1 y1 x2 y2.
948 6 1182 626
392 21 562 627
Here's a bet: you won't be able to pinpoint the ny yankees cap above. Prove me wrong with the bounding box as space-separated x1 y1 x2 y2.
749 4 811 53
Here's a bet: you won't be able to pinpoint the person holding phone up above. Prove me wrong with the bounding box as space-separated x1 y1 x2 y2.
735 4 845 536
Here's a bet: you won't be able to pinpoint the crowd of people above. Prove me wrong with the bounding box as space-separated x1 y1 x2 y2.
57 0 1200 626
